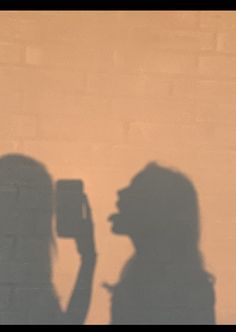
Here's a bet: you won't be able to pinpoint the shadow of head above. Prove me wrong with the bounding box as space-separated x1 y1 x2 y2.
109 162 199 258
0 154 53 235
0 154 54 280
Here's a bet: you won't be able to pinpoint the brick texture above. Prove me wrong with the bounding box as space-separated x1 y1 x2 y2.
0 11 236 324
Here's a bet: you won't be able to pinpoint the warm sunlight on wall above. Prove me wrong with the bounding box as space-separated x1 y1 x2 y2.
0 11 236 324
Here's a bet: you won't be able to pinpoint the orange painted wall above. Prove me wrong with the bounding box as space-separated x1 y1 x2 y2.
0 11 236 324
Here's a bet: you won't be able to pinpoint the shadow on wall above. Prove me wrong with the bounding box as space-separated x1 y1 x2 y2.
0 154 96 325
0 154 215 325
107 162 216 325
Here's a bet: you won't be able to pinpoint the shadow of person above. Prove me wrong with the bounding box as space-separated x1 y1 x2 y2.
0 154 96 325
108 162 215 325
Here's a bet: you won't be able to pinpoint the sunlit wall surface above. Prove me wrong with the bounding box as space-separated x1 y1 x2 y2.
0 11 236 324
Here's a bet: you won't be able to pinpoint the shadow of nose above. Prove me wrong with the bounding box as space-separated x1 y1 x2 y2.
118 187 128 197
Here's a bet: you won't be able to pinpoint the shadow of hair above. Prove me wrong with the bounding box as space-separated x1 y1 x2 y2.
108 162 215 325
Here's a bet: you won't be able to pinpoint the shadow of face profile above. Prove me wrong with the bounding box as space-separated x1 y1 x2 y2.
109 162 199 252
108 162 215 325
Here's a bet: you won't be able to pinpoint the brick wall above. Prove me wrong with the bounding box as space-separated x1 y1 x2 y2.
0 11 236 324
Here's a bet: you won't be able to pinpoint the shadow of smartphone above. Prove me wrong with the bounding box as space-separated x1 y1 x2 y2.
56 179 86 238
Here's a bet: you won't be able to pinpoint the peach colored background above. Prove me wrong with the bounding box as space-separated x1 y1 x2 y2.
0 11 236 324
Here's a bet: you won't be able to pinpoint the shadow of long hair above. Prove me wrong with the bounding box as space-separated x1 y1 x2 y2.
109 162 215 324
0 154 60 324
